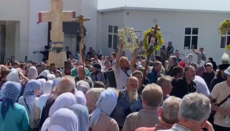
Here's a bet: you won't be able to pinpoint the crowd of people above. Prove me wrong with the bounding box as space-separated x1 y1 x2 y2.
0 41 229 131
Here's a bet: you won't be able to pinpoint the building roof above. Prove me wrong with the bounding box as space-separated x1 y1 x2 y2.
98 0 230 13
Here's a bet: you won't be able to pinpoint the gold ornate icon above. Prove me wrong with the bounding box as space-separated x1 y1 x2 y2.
118 26 138 52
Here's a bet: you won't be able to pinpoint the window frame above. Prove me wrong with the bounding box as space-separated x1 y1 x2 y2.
220 32 230 48
108 25 119 49
184 27 199 50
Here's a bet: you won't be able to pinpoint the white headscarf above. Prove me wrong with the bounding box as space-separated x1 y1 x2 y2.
49 92 77 117
48 108 78 131
42 80 53 94
38 78 46 93
89 88 117 127
47 74 56 81
6 70 19 82
41 93 77 131
39 70 50 77
75 91 87 106
28 66 38 79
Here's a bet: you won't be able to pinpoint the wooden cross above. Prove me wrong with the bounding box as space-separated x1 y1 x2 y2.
72 15 90 64
37 0 76 48
152 25 160 37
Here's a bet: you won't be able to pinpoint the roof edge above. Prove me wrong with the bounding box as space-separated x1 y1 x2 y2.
98 6 230 13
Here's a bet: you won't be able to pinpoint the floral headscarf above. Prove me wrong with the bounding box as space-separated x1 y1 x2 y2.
1 81 21 120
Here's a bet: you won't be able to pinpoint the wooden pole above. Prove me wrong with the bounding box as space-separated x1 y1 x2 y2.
72 15 90 76
79 23 85 76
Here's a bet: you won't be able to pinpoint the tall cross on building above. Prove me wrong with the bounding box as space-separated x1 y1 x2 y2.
37 0 76 48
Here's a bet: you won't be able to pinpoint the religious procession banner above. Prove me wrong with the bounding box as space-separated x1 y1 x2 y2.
118 26 139 53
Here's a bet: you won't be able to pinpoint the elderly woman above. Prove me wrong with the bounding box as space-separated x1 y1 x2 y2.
75 91 87 106
47 108 79 131
70 104 89 131
0 81 30 131
18 80 41 116
41 92 77 131
89 88 119 131
31 80 53 127
85 88 105 114
28 66 38 80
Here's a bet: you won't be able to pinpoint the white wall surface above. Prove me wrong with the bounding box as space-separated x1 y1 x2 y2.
81 0 98 53
0 0 29 61
98 11 124 56
121 10 230 64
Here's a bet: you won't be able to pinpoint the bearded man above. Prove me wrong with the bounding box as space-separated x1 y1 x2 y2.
110 76 142 130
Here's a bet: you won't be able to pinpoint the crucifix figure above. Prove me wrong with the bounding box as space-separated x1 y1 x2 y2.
72 15 90 64
148 25 160 46
37 0 76 48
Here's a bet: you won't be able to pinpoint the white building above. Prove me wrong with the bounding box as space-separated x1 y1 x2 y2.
98 0 230 64
1 0 230 64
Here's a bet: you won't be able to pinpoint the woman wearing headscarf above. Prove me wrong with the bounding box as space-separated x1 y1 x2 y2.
28 66 38 80
7 70 20 82
85 88 105 114
37 78 46 93
41 92 77 131
0 81 30 131
18 80 41 116
31 80 53 128
70 104 89 131
75 91 87 106
89 88 119 131
52 77 61 89
47 108 78 131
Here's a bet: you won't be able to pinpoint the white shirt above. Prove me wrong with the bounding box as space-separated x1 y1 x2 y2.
194 75 210 97
114 66 131 90
211 81 230 127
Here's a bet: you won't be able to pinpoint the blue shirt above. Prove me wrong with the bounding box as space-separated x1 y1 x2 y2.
147 70 158 84
0 103 30 131
110 90 142 127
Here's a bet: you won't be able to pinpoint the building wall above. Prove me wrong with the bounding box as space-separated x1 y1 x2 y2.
123 10 230 64
98 11 125 56
0 0 30 61
81 0 98 53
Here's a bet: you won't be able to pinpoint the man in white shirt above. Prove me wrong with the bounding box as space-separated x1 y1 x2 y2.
114 41 137 90
194 75 210 97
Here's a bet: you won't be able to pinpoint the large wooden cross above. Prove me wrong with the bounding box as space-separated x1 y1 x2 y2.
37 0 76 48
72 15 90 64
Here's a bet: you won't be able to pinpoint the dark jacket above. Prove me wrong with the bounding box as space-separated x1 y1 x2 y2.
202 71 215 90
171 77 196 98
210 76 226 92
147 70 158 84
166 65 176 77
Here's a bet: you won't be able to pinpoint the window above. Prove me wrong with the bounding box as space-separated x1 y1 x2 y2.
184 28 199 49
220 32 230 48
108 25 118 49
